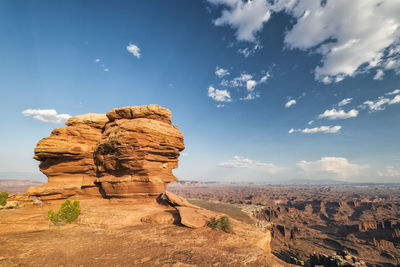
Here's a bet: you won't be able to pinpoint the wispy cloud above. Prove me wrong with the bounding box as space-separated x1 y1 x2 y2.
208 86 231 102
219 155 284 173
126 44 141 58
289 125 342 134
338 98 352 107
386 89 400 95
363 91 400 111
318 108 359 120
22 109 71 124
237 42 263 57
94 58 110 72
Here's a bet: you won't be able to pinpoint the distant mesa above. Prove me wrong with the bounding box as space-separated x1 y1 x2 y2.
27 104 185 200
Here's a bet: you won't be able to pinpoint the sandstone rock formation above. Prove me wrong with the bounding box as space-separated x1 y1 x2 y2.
27 105 185 200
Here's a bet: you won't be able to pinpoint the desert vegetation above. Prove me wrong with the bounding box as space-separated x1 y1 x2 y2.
0 191 8 206
208 216 232 233
47 200 81 225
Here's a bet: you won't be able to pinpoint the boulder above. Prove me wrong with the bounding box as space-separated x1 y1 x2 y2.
176 206 217 228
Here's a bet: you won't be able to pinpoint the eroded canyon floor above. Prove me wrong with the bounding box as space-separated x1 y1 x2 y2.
169 182 400 266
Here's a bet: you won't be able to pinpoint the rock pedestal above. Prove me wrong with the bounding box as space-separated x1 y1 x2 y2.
27 105 185 200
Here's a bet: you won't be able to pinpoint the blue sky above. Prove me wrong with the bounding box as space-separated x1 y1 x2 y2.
1 0 400 182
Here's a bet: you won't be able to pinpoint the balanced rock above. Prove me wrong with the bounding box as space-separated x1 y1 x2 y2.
27 105 185 200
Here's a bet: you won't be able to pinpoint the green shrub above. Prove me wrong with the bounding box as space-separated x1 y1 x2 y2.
48 199 80 225
0 191 8 206
207 215 232 233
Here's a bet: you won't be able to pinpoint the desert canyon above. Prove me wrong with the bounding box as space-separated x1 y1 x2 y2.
0 105 288 266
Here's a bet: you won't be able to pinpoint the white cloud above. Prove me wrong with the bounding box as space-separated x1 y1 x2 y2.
218 71 270 101
238 42 263 57
374 69 385 80
208 0 400 82
218 155 283 173
307 120 314 125
22 109 71 124
386 89 400 95
297 157 368 180
240 92 260 101
259 72 270 83
378 166 400 177
363 92 400 111
221 73 253 87
338 98 352 107
318 108 359 120
208 86 232 102
285 99 296 108
289 125 342 134
215 66 230 78
216 104 225 108
94 58 110 72
364 97 391 111
126 44 141 58
208 0 271 42
246 80 257 91
390 95 400 104
281 0 400 83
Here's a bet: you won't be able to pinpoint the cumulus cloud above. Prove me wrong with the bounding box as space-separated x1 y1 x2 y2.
126 44 141 58
218 155 284 173
289 125 342 134
285 99 296 108
246 80 257 91
208 86 232 102
281 0 400 83
318 108 359 120
215 66 230 78
338 98 352 107
297 157 368 180
208 0 400 82
22 109 71 124
218 71 270 101
208 0 271 42
378 166 400 177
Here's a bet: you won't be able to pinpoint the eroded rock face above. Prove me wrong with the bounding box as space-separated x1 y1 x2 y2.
27 105 185 200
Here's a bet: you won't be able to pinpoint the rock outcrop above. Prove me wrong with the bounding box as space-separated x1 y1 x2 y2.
27 105 185 200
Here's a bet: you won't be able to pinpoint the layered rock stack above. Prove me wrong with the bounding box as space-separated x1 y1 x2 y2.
27 105 185 200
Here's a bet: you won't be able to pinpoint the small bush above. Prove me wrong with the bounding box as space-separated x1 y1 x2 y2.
207 215 232 233
0 191 8 206
48 199 80 225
